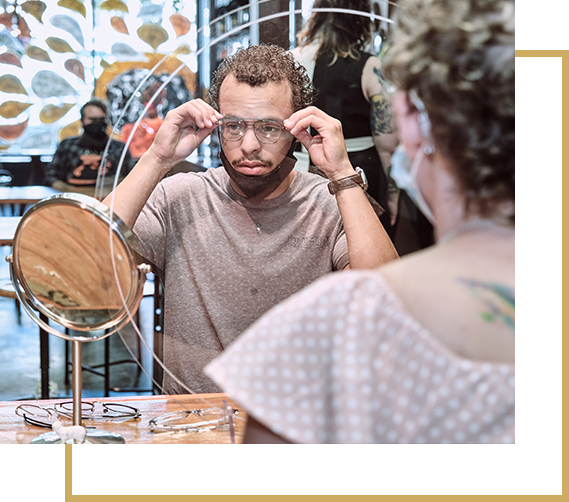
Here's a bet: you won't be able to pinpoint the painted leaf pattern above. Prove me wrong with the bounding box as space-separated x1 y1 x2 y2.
137 23 168 50
0 101 33 119
0 75 28 95
40 103 75 123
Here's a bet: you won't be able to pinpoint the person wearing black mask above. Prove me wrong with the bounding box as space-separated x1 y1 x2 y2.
103 44 398 395
44 99 134 198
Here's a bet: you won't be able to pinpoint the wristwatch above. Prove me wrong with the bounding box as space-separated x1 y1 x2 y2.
328 167 368 195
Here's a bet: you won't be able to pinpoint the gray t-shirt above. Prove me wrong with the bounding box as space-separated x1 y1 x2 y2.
133 167 349 393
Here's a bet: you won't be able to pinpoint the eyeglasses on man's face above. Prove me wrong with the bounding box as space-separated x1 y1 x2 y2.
217 117 291 144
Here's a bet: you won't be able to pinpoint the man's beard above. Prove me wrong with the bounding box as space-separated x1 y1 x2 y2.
219 140 298 204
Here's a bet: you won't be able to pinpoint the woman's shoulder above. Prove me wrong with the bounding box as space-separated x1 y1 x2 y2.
379 241 515 363
380 232 515 291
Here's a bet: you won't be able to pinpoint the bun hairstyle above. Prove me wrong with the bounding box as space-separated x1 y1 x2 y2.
383 0 515 219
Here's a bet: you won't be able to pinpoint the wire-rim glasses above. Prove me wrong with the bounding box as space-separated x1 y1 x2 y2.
15 401 141 429
149 407 239 434
217 117 290 144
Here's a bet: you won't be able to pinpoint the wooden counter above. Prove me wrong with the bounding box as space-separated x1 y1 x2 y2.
0 393 246 444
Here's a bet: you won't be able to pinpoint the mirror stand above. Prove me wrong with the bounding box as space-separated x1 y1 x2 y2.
31 341 125 444
8 193 148 445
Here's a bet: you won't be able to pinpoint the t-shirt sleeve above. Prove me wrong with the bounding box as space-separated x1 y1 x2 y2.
332 225 349 270
132 182 169 271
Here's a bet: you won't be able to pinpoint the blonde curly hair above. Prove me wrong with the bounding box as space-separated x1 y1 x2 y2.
383 0 514 218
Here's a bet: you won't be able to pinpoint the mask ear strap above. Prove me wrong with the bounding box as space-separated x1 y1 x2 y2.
409 90 435 155
285 138 298 157
216 128 222 156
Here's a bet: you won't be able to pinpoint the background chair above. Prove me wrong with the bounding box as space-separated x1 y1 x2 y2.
62 273 163 396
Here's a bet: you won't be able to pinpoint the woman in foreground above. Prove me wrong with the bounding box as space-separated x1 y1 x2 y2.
206 0 515 444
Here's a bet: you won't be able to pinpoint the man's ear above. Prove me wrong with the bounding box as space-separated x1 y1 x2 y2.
392 90 423 158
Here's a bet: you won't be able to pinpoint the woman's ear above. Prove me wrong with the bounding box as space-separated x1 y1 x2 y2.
393 90 423 158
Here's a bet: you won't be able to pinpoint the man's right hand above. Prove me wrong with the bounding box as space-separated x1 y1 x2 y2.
103 99 221 227
146 99 223 173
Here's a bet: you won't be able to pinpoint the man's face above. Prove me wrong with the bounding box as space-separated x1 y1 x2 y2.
218 74 294 176
81 105 106 128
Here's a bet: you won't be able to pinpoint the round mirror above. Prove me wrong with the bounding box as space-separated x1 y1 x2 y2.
9 193 149 342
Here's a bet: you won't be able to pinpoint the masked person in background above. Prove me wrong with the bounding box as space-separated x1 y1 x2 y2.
44 99 134 198
207 0 515 444
103 44 399 394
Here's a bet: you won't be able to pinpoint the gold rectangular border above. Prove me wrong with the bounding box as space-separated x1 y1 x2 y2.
62 49 563 500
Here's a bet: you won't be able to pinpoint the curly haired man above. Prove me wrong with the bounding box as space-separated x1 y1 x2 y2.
104 44 398 394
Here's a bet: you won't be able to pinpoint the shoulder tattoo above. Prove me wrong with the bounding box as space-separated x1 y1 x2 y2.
457 278 515 332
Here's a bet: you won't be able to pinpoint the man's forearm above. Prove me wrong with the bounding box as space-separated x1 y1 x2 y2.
102 152 166 228
335 186 399 269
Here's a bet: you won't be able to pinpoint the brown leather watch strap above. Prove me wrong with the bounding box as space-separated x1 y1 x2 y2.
327 167 368 195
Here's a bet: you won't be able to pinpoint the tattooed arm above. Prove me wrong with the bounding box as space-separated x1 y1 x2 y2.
362 56 399 170
362 56 400 224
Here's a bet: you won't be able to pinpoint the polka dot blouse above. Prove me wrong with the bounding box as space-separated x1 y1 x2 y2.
206 271 515 444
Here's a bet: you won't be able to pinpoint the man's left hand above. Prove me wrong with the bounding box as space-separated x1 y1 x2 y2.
284 107 355 181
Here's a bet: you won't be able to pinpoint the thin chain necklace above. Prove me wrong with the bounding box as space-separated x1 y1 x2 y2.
437 218 511 245
225 191 263 233
248 210 263 233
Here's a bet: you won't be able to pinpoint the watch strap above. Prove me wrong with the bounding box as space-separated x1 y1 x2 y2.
327 167 368 195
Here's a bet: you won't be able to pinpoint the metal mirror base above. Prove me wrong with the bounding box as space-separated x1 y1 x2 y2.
31 429 125 444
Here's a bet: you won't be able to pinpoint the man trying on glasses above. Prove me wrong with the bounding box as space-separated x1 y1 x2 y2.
104 44 398 395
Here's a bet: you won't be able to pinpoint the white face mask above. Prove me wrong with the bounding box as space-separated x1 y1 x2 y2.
390 143 435 223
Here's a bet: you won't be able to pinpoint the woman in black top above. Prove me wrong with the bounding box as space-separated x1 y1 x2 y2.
292 0 399 236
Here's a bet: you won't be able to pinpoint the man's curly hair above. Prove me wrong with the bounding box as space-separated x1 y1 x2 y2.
208 44 314 113
383 0 514 218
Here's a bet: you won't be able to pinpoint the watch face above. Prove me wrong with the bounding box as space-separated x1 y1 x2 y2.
356 167 369 191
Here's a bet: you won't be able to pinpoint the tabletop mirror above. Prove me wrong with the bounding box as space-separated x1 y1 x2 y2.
7 193 150 443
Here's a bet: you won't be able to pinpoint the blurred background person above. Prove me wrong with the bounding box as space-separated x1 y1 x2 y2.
292 0 399 236
120 82 166 162
44 99 133 198
207 0 515 444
